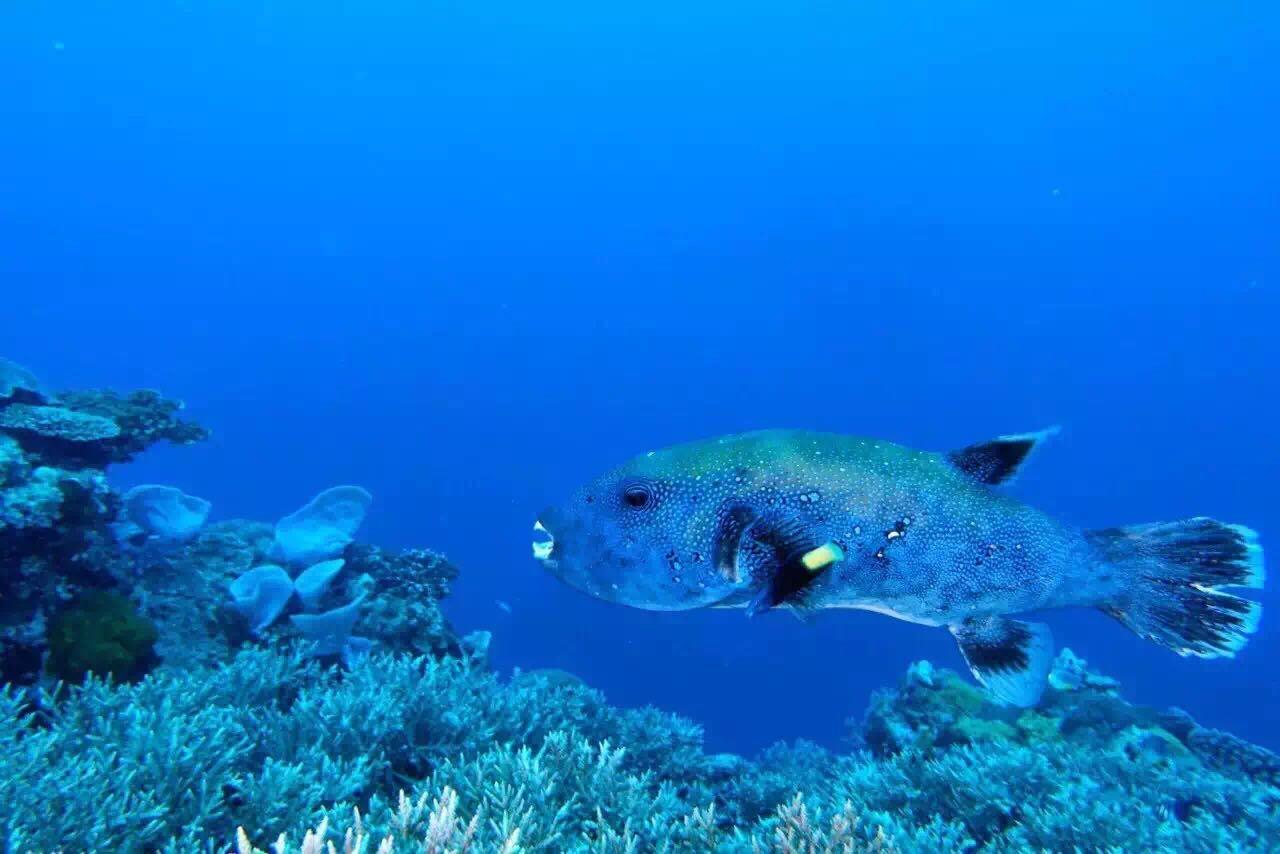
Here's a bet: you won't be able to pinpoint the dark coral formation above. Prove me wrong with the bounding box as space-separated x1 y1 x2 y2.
45 590 159 684
35 388 209 468
344 543 463 657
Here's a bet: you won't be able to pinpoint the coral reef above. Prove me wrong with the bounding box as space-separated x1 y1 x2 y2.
3 357 1278 851
50 387 210 466
0 361 209 687
4 640 1278 851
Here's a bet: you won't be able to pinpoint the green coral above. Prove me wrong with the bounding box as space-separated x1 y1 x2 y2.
1014 710 1061 743
46 590 160 684
946 716 1017 746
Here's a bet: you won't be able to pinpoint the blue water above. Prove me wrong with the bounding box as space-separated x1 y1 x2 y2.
3 0 1277 755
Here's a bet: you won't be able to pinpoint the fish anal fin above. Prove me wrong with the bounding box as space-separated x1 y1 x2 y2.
950 616 1053 707
947 427 1059 486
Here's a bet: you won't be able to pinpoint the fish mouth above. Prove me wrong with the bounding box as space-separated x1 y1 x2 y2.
532 519 557 566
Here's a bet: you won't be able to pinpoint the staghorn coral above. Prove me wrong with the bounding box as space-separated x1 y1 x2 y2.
4 642 1279 852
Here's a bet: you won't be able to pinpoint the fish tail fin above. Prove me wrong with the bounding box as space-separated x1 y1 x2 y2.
1087 518 1264 658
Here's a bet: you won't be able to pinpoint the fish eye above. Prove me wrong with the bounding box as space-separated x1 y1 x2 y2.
622 482 654 510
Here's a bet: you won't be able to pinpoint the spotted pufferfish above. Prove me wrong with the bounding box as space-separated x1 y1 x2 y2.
532 429 1265 706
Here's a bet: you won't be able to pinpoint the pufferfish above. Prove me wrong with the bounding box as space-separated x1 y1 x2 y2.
532 429 1265 706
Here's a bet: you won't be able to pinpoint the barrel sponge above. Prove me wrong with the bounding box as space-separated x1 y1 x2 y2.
0 403 121 442
293 558 345 611
274 486 373 565
124 484 211 541
229 565 295 634
46 590 160 684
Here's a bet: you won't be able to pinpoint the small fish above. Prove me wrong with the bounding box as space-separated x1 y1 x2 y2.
533 429 1265 706
495 599 513 614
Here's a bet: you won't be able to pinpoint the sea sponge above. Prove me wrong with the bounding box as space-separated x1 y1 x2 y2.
274 486 373 565
124 484 211 541
45 590 160 684
293 559 345 611
229 565 295 634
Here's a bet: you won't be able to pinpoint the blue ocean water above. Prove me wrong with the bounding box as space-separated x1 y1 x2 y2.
3 0 1277 775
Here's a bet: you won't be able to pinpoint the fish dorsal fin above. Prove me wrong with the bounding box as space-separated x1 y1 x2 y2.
946 427 1059 486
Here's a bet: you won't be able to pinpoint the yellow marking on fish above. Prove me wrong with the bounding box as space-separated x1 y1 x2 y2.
801 542 844 573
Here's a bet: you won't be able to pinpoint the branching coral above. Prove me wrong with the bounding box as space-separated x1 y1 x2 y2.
5 643 1278 852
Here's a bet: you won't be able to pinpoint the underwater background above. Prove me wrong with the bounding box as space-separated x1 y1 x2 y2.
2 0 1279 850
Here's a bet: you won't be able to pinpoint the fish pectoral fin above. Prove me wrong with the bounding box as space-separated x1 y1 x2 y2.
745 514 843 617
784 597 823 624
949 616 1053 708
713 504 758 584
946 427 1060 486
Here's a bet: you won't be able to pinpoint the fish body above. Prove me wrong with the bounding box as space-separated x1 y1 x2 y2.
534 429 1265 706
